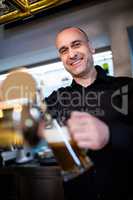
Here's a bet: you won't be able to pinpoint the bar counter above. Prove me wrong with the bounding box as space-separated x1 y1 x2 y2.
0 162 65 200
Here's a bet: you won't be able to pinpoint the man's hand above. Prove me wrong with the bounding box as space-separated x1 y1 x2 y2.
67 111 110 150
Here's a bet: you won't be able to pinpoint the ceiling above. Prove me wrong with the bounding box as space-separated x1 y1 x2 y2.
0 0 72 25
0 0 108 25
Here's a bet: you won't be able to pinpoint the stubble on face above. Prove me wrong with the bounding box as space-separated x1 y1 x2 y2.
56 27 95 79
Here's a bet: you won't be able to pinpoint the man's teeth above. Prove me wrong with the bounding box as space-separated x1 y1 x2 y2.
72 60 81 65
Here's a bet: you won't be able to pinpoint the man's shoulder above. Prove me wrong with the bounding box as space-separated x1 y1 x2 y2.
104 75 133 95
51 85 72 95
96 65 133 86
107 74 133 85
45 85 72 102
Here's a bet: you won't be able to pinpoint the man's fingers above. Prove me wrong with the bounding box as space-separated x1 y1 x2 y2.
77 140 102 150
67 118 90 127
66 111 110 150
67 119 90 134
70 111 91 118
77 141 92 149
71 132 91 142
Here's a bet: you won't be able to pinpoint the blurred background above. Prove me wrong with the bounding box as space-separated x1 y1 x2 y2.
0 0 133 97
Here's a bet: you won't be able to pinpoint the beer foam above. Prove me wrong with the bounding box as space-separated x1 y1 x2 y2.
44 126 71 143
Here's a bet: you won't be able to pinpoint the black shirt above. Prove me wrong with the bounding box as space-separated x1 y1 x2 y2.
46 66 133 200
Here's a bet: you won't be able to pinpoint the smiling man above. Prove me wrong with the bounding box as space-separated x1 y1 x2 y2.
56 27 96 86
45 27 133 200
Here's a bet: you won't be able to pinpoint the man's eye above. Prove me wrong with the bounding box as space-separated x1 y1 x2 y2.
60 49 67 55
73 42 81 48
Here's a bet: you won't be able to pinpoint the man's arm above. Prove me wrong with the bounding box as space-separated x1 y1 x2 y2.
67 111 133 156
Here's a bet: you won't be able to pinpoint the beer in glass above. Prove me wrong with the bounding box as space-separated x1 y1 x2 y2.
44 120 93 181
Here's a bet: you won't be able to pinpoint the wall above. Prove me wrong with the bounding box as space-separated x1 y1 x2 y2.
0 0 133 76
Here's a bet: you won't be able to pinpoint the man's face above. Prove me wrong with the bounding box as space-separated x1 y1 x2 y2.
56 28 95 78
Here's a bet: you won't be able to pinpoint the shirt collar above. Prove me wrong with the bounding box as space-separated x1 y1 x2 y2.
71 65 108 88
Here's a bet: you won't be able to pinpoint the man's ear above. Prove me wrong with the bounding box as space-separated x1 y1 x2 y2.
88 41 95 54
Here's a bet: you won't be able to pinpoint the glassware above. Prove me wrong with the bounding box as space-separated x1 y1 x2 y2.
0 102 23 148
44 119 93 181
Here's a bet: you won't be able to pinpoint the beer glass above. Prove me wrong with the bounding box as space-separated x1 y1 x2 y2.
0 102 23 148
44 120 93 181
0 99 40 148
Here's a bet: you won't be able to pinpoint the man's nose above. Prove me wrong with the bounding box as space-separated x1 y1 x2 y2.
68 48 77 59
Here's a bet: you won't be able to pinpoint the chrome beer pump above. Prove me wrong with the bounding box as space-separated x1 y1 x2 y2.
0 69 49 166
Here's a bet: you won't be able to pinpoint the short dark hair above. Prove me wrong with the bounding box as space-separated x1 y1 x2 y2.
57 26 89 41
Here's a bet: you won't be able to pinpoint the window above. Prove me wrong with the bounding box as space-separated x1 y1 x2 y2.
0 50 113 98
93 50 113 75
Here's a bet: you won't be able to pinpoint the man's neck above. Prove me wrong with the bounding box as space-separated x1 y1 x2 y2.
73 67 97 87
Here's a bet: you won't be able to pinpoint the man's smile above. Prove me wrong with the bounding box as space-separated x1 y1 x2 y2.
69 57 84 67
